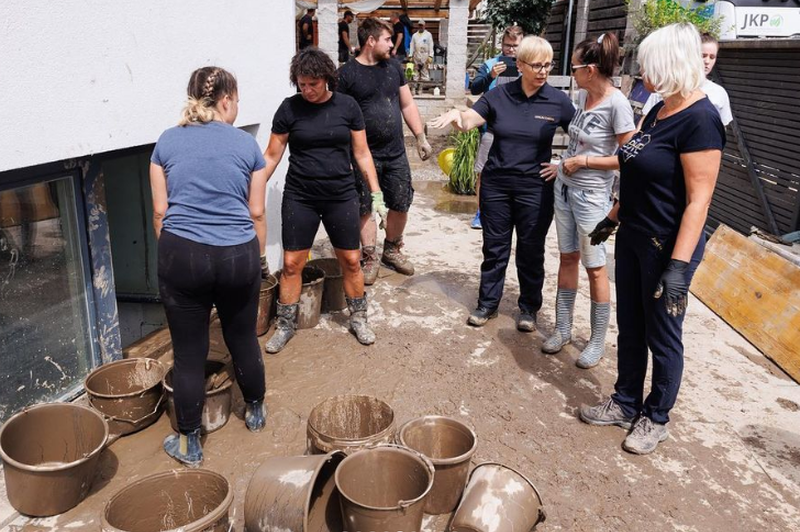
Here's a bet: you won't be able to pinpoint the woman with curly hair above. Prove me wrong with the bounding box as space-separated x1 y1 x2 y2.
263 48 385 353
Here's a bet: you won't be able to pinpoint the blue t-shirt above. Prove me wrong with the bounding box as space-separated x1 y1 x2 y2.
618 97 725 237
471 79 575 180
151 121 266 246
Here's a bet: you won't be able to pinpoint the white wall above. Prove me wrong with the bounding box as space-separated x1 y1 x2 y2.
0 0 297 267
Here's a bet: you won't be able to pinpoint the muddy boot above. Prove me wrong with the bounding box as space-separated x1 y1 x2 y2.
163 428 203 468
245 399 267 432
542 288 577 354
576 301 611 369
265 302 298 354
347 294 376 345
361 246 379 286
381 236 415 276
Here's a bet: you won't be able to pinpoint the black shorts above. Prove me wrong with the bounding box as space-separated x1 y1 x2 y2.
354 153 414 217
281 195 361 251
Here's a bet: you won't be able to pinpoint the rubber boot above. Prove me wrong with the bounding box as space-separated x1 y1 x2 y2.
361 246 379 286
381 236 415 276
245 399 267 432
163 428 203 468
265 302 298 354
347 294 376 345
542 288 577 354
576 301 611 369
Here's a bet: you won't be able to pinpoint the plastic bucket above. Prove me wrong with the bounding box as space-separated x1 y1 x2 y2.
335 445 434 532
256 274 278 336
102 469 233 532
84 358 166 439
163 360 233 434
307 258 346 312
450 462 546 532
0 403 108 516
244 451 345 532
398 416 477 514
273 266 326 329
307 394 395 455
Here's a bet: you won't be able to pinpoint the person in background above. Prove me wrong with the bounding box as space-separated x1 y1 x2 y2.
640 33 731 127
409 20 434 85
580 23 725 455
468 25 525 230
150 67 268 466
430 36 575 332
263 48 385 354
540 32 636 369
390 12 406 61
337 17 433 285
298 8 315 50
338 10 355 64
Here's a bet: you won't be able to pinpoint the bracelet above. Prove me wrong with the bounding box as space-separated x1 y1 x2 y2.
585 156 590 169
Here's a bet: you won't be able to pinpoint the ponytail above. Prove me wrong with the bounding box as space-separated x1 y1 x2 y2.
574 32 619 78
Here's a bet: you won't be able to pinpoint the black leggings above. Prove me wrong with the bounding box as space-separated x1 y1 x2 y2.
158 230 266 433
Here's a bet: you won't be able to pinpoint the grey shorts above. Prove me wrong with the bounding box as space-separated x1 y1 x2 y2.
354 153 414 216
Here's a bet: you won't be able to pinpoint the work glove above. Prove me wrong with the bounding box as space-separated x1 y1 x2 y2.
588 217 619 246
654 259 690 317
416 132 433 161
260 253 270 279
371 190 388 230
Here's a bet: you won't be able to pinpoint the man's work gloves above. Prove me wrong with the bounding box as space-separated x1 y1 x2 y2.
416 132 433 161
588 217 619 246
371 190 388 230
654 259 690 317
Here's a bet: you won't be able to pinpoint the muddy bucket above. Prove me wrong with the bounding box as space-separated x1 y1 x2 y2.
85 358 166 439
308 258 346 312
0 403 108 516
256 274 278 336
244 451 345 532
307 394 396 455
398 416 477 514
164 360 233 434
298 265 325 329
335 445 434 532
102 469 233 532
450 462 546 532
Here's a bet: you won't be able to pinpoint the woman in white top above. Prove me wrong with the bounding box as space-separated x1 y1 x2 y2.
540 32 636 369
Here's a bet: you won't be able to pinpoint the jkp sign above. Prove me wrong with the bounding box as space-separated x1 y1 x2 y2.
736 7 800 37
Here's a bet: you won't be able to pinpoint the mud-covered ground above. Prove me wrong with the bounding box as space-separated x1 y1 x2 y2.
3 145 800 531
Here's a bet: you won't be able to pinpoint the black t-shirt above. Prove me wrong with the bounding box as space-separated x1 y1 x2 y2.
336 58 407 160
338 21 350 53
618 97 725 237
271 92 366 201
471 79 575 180
298 15 313 49
393 22 406 56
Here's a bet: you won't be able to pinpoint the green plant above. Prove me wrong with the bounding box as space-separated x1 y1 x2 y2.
485 0 556 36
627 0 722 46
448 129 480 196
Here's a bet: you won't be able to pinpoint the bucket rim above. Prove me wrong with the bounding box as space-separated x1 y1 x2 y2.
0 403 109 473
398 415 478 466
101 468 233 532
307 394 395 444
301 265 326 286
334 445 435 512
84 358 167 400
260 274 278 291
468 461 545 511
162 365 234 396
307 257 344 278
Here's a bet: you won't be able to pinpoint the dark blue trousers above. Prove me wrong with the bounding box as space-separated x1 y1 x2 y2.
611 226 705 424
478 175 554 314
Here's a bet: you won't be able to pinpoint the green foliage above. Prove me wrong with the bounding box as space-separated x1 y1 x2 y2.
448 129 480 196
627 0 722 45
485 0 556 36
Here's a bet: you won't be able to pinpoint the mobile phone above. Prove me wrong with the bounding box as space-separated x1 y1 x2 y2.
499 56 518 77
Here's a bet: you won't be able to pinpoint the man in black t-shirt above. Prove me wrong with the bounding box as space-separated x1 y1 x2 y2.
338 11 355 63
337 17 433 284
298 8 315 50
390 12 406 60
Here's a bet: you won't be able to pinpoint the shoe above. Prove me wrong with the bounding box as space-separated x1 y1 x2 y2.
470 210 482 230
347 294 376 345
623 416 669 455
542 330 571 354
541 288 576 354
579 398 635 430
163 428 203 467
517 311 536 332
576 301 611 369
265 302 298 354
361 245 379 286
381 236 415 276
245 400 267 432
467 306 498 327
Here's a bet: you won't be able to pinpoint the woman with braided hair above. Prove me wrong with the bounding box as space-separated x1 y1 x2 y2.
150 66 268 466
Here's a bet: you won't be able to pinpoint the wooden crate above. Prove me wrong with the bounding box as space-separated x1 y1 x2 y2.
692 224 800 382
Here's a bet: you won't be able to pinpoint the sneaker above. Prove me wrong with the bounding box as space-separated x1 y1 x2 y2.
517 311 536 332
361 246 379 286
467 306 498 327
470 211 482 230
579 398 635 430
623 416 669 455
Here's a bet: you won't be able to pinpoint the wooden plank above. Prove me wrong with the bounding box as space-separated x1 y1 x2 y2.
123 326 172 360
692 225 800 383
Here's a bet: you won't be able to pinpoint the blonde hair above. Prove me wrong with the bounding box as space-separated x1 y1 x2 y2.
179 67 238 126
637 23 704 99
516 36 553 65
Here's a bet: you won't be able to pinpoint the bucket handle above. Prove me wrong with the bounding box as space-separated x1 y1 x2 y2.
90 392 165 425
371 442 437 509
